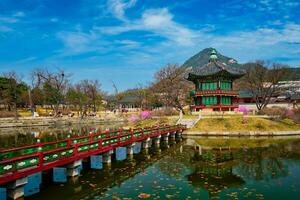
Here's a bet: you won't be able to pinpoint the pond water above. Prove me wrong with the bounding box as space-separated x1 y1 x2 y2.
0 123 124 149
14 130 299 200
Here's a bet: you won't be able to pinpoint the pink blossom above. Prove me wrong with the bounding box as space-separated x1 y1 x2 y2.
129 115 139 123
140 111 151 119
238 105 250 114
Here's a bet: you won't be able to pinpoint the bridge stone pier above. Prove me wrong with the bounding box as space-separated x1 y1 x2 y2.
67 159 82 177
162 133 170 144
115 147 127 161
6 177 27 199
0 125 186 200
102 150 114 166
126 143 135 160
170 132 176 142
176 130 183 140
142 138 151 149
153 135 161 148
90 155 103 169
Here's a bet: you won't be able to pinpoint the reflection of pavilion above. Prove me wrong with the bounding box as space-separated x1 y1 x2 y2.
187 149 245 197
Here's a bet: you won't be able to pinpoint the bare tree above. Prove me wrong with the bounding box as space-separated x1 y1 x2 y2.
31 68 70 116
241 61 288 110
151 64 192 114
80 79 103 113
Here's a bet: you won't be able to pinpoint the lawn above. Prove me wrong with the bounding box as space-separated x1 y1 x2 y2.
189 117 300 132
126 117 178 128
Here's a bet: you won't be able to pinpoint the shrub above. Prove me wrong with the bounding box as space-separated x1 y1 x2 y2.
0 111 20 118
284 108 300 122
259 107 300 122
258 107 285 117
140 111 151 119
237 105 250 114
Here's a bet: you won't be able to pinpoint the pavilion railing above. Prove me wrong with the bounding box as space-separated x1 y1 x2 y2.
195 90 239 96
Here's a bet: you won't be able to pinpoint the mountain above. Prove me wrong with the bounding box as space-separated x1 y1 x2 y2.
182 47 300 81
181 47 241 69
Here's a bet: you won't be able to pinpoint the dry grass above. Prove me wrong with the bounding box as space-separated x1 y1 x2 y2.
126 117 178 128
190 117 300 132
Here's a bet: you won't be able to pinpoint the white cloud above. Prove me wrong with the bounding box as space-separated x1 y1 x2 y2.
50 18 58 22
56 3 300 65
107 0 137 21
116 39 140 48
210 23 300 47
0 16 18 23
57 31 99 55
0 25 13 32
13 11 25 18
0 11 25 32
99 8 199 46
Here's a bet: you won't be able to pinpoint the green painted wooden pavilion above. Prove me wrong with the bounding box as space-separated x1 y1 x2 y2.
187 48 245 111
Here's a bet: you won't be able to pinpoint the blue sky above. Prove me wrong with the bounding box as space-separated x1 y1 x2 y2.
0 0 300 92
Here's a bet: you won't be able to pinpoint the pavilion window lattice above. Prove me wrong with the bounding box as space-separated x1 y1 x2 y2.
221 96 232 105
202 96 217 106
202 82 218 91
220 81 231 90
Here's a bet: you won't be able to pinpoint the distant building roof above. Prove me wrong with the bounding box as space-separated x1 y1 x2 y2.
119 95 141 104
287 93 300 100
238 90 254 98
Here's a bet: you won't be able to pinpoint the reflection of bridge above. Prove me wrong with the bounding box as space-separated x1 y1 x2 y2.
51 142 183 200
0 125 185 199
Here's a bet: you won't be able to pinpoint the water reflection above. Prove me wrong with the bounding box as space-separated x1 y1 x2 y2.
21 137 300 199
0 123 124 149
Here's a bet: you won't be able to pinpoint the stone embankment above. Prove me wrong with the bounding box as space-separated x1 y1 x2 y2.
0 116 126 128
183 130 300 136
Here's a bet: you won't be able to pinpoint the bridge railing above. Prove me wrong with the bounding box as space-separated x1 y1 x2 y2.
0 125 186 176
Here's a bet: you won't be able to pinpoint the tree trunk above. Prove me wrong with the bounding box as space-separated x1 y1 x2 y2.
14 101 18 120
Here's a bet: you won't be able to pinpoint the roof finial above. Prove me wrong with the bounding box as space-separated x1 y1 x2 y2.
209 48 218 62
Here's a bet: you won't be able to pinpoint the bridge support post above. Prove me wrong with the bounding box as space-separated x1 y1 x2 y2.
102 150 113 165
0 188 6 200
153 135 161 148
163 133 169 143
116 147 127 161
6 177 27 200
170 132 176 142
67 159 82 177
196 145 202 155
176 130 182 140
24 172 42 197
162 133 170 148
142 138 151 149
133 142 142 154
53 167 67 183
126 143 135 159
90 155 103 169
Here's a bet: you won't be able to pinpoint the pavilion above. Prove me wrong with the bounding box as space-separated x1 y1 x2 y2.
187 48 245 111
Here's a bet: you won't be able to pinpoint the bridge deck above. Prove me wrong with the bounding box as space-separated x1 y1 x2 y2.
0 125 185 185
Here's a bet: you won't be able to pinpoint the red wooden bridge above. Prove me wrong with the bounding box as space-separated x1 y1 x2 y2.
0 124 185 185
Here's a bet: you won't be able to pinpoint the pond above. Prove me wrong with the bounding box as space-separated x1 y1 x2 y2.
0 123 124 149
11 129 299 200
